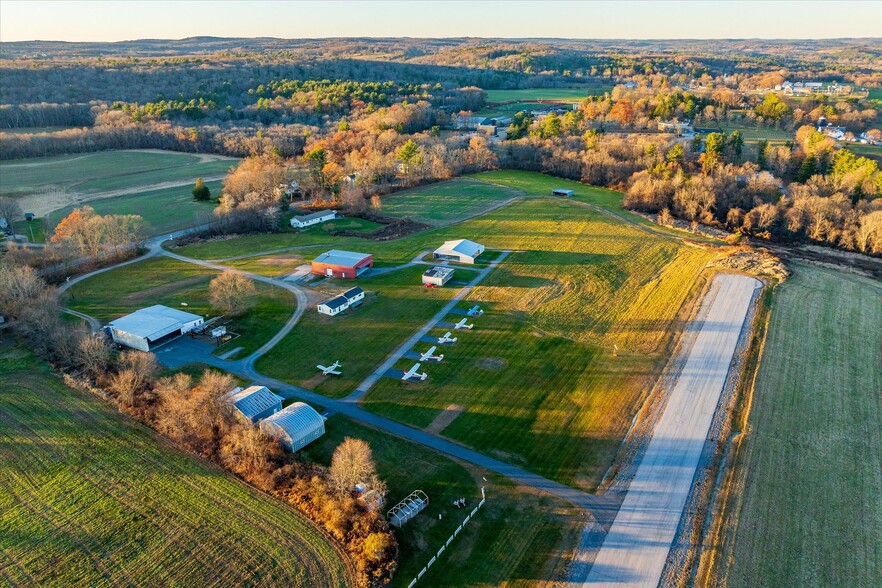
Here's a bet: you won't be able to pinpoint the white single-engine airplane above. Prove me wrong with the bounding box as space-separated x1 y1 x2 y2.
419 346 444 362
467 305 484 316
438 332 458 344
401 363 427 382
316 361 342 375
454 318 474 330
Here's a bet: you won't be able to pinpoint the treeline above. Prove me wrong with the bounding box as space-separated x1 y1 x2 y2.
0 102 95 129
0 265 398 587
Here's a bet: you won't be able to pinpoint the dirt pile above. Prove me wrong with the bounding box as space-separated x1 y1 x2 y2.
707 247 789 280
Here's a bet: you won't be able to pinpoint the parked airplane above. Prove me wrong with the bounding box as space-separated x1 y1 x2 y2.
419 346 444 361
401 363 427 382
316 361 342 375
467 305 484 316
454 318 474 330
438 332 458 344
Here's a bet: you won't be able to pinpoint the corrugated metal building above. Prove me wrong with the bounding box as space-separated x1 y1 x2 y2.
223 386 283 423
433 239 484 264
290 209 336 229
260 402 326 452
107 305 203 351
311 250 373 278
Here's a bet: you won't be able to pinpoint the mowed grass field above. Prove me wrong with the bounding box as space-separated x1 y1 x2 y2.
483 86 612 103
363 198 716 489
721 264 882 587
0 150 234 198
256 265 463 397
379 178 523 225
45 180 222 237
303 415 580 587
65 257 295 359
0 343 351 587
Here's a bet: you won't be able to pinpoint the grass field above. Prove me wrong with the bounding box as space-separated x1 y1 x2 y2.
44 180 221 237
0 126 79 134
256 265 461 397
65 257 295 358
721 264 882 587
699 124 793 142
170 217 382 260
842 142 882 163
362 197 716 490
0 150 234 199
0 342 351 587
379 178 524 225
303 415 579 587
483 87 612 103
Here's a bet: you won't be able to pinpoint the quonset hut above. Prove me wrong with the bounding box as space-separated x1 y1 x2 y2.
260 402 325 452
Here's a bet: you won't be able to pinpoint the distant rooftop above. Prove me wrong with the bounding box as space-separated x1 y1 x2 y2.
293 209 336 223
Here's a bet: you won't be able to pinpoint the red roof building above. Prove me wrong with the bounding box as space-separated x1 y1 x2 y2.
311 250 373 278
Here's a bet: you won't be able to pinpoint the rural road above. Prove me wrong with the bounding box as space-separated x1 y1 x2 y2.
346 250 510 400
582 273 761 587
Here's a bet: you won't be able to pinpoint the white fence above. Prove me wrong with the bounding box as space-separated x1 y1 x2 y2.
406 488 486 588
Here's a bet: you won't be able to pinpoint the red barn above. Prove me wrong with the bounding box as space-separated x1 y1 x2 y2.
311 250 373 278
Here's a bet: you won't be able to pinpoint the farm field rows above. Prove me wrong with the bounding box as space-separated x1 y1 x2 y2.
0 343 351 587
363 197 716 490
45 180 221 237
720 264 882 587
65 257 295 359
304 415 580 587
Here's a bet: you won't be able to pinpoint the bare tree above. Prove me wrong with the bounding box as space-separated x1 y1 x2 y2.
329 437 385 497
110 350 157 407
0 197 23 232
209 271 257 317
77 336 111 380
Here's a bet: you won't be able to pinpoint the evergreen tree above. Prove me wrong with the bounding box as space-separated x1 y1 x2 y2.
192 177 211 201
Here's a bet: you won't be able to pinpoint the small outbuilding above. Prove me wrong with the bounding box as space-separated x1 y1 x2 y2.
311 250 373 278
224 385 283 423
107 305 203 351
552 188 574 197
433 239 484 265
422 266 455 287
290 209 336 229
260 402 326 452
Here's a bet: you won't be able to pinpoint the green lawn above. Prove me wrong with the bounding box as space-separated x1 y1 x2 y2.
256 265 461 397
722 264 882 587
64 257 295 359
0 126 79 134
362 198 716 490
45 180 221 237
702 123 793 142
170 217 382 260
379 178 524 225
0 150 236 200
0 342 351 587
483 86 612 103
302 415 579 587
842 142 882 163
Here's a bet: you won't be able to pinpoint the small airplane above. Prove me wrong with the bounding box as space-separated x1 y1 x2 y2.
438 332 458 344
419 346 444 362
316 361 342 375
401 363 427 382
467 305 484 316
454 318 474 330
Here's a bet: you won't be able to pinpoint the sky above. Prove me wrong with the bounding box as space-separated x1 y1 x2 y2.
0 0 880 42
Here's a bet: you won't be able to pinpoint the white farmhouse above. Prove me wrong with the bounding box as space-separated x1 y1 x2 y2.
317 287 365 316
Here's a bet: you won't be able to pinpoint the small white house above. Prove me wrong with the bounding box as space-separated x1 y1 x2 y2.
433 239 484 265
107 305 203 351
422 266 455 287
260 402 325 452
317 287 365 316
290 209 336 229
223 385 283 423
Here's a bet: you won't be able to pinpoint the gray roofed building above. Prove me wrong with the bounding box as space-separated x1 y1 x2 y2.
224 385 283 423
107 305 204 351
433 239 485 265
290 209 336 229
260 402 325 452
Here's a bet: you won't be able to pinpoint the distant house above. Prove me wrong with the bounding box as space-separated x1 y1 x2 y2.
317 287 365 316
223 386 283 423
290 209 336 229
260 402 326 452
422 266 455 287
433 239 484 265
658 120 694 136
552 188 574 197
311 250 373 278
106 305 203 352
